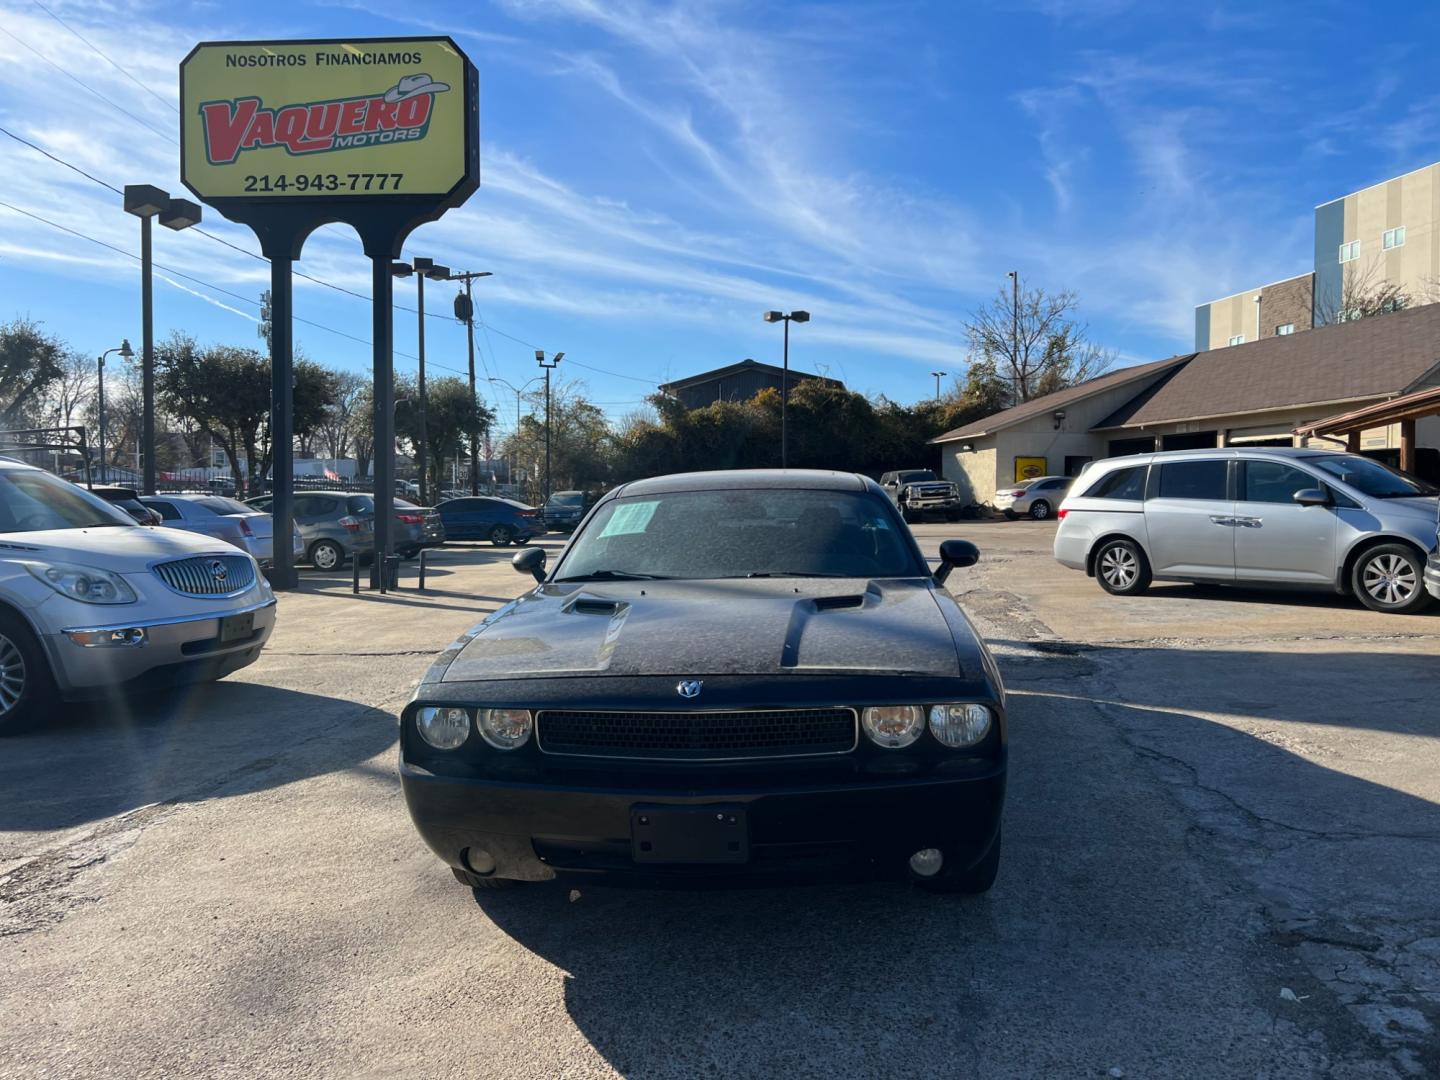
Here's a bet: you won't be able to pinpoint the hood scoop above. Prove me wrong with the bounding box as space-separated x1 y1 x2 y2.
812 594 865 612
564 595 627 616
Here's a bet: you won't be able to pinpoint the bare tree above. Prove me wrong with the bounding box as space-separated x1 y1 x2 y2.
1314 261 1411 326
317 369 368 462
964 280 1114 406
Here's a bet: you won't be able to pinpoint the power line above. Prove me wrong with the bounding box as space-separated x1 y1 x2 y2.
0 124 123 195
28 0 177 114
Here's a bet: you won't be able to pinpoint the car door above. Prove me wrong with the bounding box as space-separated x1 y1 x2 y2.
1142 458 1236 580
1233 459 1337 584
442 498 482 539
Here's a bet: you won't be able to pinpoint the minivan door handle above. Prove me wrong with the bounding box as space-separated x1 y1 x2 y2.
1209 515 1237 527
1235 517 1262 528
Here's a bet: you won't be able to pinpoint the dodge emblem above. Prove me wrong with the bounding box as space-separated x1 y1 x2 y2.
676 680 703 699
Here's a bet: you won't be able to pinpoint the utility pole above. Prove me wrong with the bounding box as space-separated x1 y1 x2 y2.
448 270 493 495
97 341 132 484
1007 270 1019 399
535 350 563 504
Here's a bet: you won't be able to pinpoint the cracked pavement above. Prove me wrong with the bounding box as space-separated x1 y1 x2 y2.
0 522 1436 1078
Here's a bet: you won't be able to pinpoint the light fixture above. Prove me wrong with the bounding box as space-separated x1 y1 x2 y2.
1053 409 1067 429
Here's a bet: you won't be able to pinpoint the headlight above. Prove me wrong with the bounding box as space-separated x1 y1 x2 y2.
862 705 924 748
25 561 136 604
928 704 993 748
477 708 533 750
416 706 471 750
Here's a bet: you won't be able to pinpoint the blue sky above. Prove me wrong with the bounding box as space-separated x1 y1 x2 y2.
3 0 1440 436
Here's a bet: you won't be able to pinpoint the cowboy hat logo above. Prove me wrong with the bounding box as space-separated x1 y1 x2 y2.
383 73 450 103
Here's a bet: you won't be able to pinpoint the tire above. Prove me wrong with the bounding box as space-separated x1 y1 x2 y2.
1029 500 1052 521
1093 538 1151 596
945 510 962 523
451 866 517 890
400 547 419 560
918 828 1002 895
1351 543 1431 614
309 539 344 571
489 524 514 547
1003 509 1018 521
0 611 56 736
901 507 918 524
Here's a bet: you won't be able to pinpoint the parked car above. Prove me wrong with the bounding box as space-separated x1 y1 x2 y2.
434 496 542 546
541 490 588 532
995 476 1073 521
246 491 375 571
1054 447 1440 614
86 485 162 526
394 498 447 556
401 469 1006 895
0 460 276 734
141 493 254 555
171 494 300 568
879 469 964 522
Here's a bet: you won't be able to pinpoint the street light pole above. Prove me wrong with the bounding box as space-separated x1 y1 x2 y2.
448 270 493 495
931 370 946 401
535 350 563 504
1007 270 1019 391
97 340 133 484
394 257 452 507
762 310 811 468
123 185 200 495
488 374 541 497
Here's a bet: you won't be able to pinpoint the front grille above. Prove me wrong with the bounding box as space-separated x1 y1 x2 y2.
153 554 255 596
536 708 857 761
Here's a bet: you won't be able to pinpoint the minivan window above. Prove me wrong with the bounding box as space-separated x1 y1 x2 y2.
1243 461 1317 503
1084 466 1146 501
1304 454 1438 498
1158 460 1228 500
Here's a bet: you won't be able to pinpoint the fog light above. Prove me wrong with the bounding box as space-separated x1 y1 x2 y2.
478 708 533 750
66 628 146 647
928 703 993 748
909 848 944 877
416 706 471 750
464 848 496 875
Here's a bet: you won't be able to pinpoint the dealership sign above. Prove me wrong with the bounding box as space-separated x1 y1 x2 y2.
181 37 477 206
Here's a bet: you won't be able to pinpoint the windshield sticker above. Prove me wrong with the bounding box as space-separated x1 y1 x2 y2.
598 500 659 537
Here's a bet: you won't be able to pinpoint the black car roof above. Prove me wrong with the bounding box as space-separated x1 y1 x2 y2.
613 469 870 498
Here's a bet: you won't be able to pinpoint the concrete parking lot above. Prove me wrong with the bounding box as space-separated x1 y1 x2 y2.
1 523 1436 1078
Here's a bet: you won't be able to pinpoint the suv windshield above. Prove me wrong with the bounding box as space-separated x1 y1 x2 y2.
556 488 923 581
0 470 132 532
899 471 938 483
548 491 584 506
1305 455 1438 498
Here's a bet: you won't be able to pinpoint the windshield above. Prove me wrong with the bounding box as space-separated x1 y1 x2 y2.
899 471 938 482
548 492 584 506
0 471 133 532
1305 455 1438 498
556 488 924 581
196 497 253 515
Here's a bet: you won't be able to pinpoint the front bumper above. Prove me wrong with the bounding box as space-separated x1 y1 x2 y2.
402 760 1005 885
43 597 276 697
1425 554 1440 601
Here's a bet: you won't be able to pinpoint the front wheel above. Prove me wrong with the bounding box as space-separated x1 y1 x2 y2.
1094 538 1151 596
1352 544 1431 614
309 539 344 571
490 524 515 547
0 612 56 736
1029 500 1052 521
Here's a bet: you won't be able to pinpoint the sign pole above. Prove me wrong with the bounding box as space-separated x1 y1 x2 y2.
141 214 155 495
268 256 296 589
371 255 395 593
466 278 479 496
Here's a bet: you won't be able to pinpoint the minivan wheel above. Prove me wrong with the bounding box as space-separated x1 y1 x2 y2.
489 524 514 547
1094 538 1151 596
1352 544 1431 614
0 613 55 736
309 539 344 571
1029 500 1051 521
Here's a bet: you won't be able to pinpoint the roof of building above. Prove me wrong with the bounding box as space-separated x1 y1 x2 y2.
1093 303 1440 430
929 354 1193 444
658 358 842 392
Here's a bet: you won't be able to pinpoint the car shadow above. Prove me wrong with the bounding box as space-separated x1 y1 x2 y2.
461 651 1440 1073
1139 581 1437 614
0 681 397 834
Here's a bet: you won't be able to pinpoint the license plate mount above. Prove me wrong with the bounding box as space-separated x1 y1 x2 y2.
630 805 749 864
218 611 255 644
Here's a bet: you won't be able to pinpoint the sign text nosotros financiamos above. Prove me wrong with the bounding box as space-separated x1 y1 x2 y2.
200 83 441 165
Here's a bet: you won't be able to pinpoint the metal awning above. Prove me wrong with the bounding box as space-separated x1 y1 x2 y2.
1294 385 1440 472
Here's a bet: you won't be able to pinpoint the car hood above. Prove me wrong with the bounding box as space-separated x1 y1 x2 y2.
0 526 245 573
441 577 962 682
1374 495 1439 520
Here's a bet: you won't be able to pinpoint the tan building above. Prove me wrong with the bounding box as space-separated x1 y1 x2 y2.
1195 273 1313 350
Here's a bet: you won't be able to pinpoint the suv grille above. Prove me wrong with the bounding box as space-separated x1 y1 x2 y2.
536 708 857 761
153 555 254 596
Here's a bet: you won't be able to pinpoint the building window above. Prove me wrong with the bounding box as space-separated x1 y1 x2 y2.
1227 334 1244 346
1338 240 1361 263
1383 226 1406 250
1275 323 1295 335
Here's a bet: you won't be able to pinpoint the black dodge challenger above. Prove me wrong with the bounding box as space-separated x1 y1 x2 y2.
400 469 1007 895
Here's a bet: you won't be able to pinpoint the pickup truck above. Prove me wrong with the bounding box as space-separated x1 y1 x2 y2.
879 470 964 522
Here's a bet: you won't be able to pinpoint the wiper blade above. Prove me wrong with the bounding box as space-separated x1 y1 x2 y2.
555 570 672 581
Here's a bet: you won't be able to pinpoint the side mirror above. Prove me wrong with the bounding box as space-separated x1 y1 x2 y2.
934 539 980 585
512 545 547 583
1292 488 1330 507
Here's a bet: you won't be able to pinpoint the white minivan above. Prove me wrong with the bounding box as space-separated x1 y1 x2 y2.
1053 448 1439 614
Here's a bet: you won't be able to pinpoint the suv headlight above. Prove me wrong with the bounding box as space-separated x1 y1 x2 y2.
477 708 533 750
928 704 993 747
416 706 472 750
862 705 925 748
26 561 136 604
